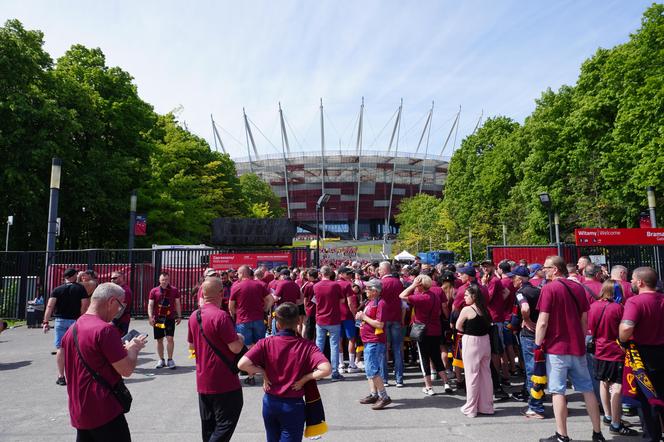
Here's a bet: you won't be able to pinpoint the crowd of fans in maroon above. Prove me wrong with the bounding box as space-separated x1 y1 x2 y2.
47 254 664 442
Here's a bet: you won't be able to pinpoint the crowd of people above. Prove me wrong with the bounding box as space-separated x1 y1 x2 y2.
41 255 664 442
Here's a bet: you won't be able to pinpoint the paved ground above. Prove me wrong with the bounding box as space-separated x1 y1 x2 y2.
0 320 639 442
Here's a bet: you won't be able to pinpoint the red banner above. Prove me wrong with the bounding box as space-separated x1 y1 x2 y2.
134 215 147 236
210 252 291 270
575 228 664 246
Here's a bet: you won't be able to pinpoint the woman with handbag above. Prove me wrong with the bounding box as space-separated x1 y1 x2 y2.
588 281 638 436
455 284 493 417
400 275 453 395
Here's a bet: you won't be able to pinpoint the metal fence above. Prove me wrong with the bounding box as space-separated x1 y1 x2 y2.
0 247 311 320
487 244 664 278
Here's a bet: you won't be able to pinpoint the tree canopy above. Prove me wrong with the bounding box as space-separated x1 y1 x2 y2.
0 19 282 250
397 4 664 260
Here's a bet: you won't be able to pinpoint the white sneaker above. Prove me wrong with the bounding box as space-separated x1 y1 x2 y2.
422 387 435 396
155 359 166 369
347 366 361 373
356 361 365 369
444 383 453 393
167 359 176 369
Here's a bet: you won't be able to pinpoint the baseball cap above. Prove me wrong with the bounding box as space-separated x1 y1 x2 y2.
204 268 218 277
63 268 78 278
459 266 476 277
528 263 543 278
507 266 530 278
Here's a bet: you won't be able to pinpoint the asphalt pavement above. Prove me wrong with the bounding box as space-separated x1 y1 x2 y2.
0 320 640 442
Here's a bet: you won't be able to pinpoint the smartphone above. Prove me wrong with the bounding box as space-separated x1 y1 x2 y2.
122 329 140 342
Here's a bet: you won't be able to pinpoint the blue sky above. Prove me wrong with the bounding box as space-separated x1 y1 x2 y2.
2 1 653 159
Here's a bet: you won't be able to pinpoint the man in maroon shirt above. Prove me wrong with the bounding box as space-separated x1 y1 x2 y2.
111 271 132 335
313 265 345 381
378 261 405 387
61 283 146 441
239 303 331 439
609 265 633 304
535 256 604 442
582 264 603 302
619 266 664 441
229 265 271 385
148 272 181 370
336 267 360 373
271 269 301 335
576 256 591 283
301 269 319 340
189 277 245 442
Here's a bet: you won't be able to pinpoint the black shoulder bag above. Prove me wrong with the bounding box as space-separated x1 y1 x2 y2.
409 293 436 343
195 309 248 375
586 302 608 355
72 324 132 413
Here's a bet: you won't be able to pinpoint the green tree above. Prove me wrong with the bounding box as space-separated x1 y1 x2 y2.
238 173 284 218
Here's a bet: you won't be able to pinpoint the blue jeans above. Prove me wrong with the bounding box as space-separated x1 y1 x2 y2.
54 318 76 349
315 324 341 376
520 332 544 414
262 394 305 442
585 335 601 403
236 320 266 346
380 321 404 384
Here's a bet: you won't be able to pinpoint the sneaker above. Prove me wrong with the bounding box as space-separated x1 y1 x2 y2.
346 366 361 373
167 359 176 369
510 391 528 402
56 376 66 386
371 397 392 410
356 361 365 369
609 425 638 437
522 408 545 419
493 390 509 402
155 359 166 369
359 394 379 404
539 433 569 442
383 382 389 387
591 431 606 442
395 382 404 388
330 373 345 382
422 387 435 396
443 383 453 394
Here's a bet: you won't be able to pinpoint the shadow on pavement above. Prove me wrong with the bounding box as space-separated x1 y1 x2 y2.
124 376 157 384
387 395 465 410
0 360 32 371
134 365 196 376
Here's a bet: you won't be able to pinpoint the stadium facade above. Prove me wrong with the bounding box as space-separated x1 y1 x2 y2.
217 102 454 240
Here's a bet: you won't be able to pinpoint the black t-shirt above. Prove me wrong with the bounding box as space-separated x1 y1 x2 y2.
516 281 541 339
51 282 88 319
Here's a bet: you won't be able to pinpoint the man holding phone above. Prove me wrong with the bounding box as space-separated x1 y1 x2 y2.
61 282 146 442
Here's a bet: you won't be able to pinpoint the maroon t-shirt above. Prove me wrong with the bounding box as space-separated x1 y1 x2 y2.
501 277 517 321
485 276 504 322
301 280 316 317
274 279 301 305
619 280 634 304
588 300 624 362
313 279 344 326
62 314 127 429
622 292 664 346
429 285 448 319
187 303 241 394
149 285 180 319
118 284 132 324
409 290 442 336
336 279 356 322
536 278 590 356
230 279 269 324
245 333 329 398
361 298 387 344
380 275 404 323
453 280 488 311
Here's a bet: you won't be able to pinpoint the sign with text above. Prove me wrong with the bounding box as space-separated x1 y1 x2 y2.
209 252 291 270
575 228 664 246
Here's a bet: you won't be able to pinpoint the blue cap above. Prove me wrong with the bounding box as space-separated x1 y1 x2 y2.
459 266 476 277
528 263 543 278
507 266 530 278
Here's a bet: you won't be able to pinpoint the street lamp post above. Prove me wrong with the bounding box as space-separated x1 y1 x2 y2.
315 194 330 268
539 192 554 244
554 212 562 257
647 186 657 228
45 158 62 295
5 215 13 252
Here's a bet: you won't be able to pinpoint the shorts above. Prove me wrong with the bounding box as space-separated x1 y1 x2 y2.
363 342 385 379
236 319 266 346
340 319 357 340
489 324 505 355
545 353 594 395
298 304 306 316
54 318 76 349
501 321 516 346
594 359 624 383
153 318 176 340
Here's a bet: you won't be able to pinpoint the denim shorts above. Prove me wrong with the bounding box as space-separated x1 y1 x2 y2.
363 342 385 379
546 353 594 395
54 318 76 349
501 321 516 346
340 319 357 340
236 319 266 346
